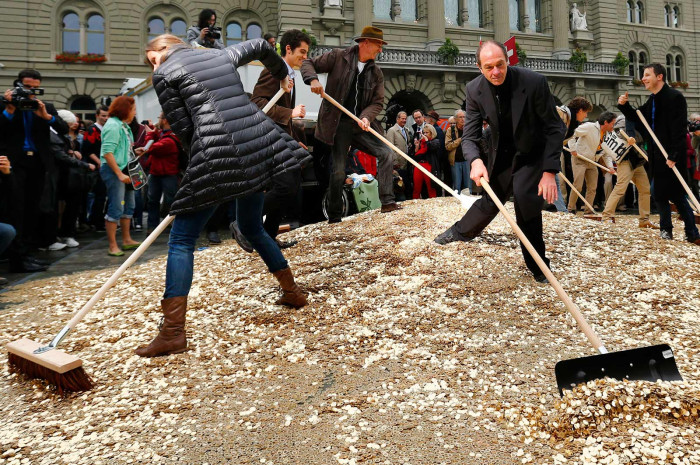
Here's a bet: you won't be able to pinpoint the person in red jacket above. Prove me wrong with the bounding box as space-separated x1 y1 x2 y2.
137 112 181 233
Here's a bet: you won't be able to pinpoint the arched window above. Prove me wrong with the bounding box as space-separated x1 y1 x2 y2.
86 14 104 54
666 50 684 82
70 96 96 122
664 5 672 27
226 22 242 46
148 17 165 41
636 2 644 23
628 51 636 77
672 6 680 27
526 0 542 32
628 46 649 80
638 51 647 79
467 0 482 27
509 0 521 31
374 0 392 20
627 1 634 22
666 54 673 80
445 0 459 26
171 19 187 40
674 55 683 81
62 12 80 53
246 23 262 40
59 5 105 56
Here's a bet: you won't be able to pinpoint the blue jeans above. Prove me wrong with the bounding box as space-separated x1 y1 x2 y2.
147 175 179 230
164 192 288 298
100 164 135 223
0 222 16 255
451 161 471 193
552 174 568 212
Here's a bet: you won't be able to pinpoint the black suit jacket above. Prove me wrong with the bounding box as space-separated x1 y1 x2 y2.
461 67 565 174
0 101 68 168
618 84 687 171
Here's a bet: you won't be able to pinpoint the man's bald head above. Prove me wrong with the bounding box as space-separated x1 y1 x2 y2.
476 41 509 86
476 40 508 66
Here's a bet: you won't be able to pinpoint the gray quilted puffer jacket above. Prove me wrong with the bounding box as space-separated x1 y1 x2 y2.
152 38 310 216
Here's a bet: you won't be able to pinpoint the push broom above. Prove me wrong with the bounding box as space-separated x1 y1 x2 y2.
6 88 287 393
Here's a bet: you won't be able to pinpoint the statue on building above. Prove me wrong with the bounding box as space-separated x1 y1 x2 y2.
570 3 588 31
391 0 402 20
405 73 416 93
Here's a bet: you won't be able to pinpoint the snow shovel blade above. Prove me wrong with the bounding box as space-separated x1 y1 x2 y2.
555 344 682 396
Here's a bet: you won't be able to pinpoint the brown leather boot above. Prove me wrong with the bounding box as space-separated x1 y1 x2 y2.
135 296 188 357
272 267 308 308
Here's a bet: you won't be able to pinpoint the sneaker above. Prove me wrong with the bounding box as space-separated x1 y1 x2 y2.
134 224 143 231
61 237 80 248
638 220 659 229
44 241 67 251
660 230 673 240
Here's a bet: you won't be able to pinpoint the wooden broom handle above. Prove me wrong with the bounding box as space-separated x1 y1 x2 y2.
321 92 460 200
558 172 598 215
618 129 649 161
480 178 607 354
563 146 614 172
635 110 700 214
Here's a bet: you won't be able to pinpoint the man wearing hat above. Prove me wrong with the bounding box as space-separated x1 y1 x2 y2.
301 26 400 223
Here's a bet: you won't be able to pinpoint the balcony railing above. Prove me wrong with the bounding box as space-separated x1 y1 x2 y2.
310 46 621 76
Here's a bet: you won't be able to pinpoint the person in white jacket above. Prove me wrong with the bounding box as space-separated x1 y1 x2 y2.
567 111 617 214
600 116 657 228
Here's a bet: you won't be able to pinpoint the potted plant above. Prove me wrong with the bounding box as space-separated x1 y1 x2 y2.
670 81 680 88
437 38 460 65
611 52 630 75
81 53 107 63
55 52 81 63
301 29 318 52
515 42 527 65
679 81 689 89
569 48 587 72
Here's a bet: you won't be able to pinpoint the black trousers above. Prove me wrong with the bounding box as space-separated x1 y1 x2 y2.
263 168 301 239
7 160 44 262
452 154 549 276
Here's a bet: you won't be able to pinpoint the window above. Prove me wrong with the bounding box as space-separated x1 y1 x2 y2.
399 0 417 21
226 22 242 46
147 17 165 41
60 7 104 56
246 23 262 40
628 46 648 80
509 0 521 31
665 5 672 27
628 51 636 77
627 1 634 22
526 0 542 32
374 0 392 20
170 19 187 40
143 5 188 44
445 0 459 26
638 51 647 78
636 2 644 23
672 6 680 27
674 55 683 81
70 96 96 122
666 50 684 82
223 10 266 45
666 54 673 80
467 0 482 27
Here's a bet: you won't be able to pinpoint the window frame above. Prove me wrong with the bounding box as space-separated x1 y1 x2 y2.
58 4 106 56
223 10 267 46
666 49 685 83
627 45 649 80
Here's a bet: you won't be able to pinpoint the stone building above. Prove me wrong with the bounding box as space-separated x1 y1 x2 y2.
1 0 698 123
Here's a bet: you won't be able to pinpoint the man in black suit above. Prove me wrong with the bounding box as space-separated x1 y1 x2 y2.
618 63 700 244
434 41 565 282
0 69 68 272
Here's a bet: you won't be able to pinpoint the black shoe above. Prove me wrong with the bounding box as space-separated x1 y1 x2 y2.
26 256 50 266
9 259 48 273
434 228 463 245
207 231 222 244
0 277 8 287
229 222 253 253
276 239 298 249
660 229 673 240
328 218 342 224
534 273 548 283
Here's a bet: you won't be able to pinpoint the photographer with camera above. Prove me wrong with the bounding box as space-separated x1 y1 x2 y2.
187 9 224 50
0 69 68 272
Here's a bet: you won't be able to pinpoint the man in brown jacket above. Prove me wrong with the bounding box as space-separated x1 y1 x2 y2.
234 29 310 251
301 26 399 223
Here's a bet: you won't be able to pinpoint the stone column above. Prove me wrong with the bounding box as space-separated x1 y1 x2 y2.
80 22 87 55
354 0 373 36
426 0 446 50
493 0 510 42
522 0 531 33
551 0 570 59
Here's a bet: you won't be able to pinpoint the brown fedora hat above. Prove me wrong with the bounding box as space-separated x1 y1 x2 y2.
354 26 388 45
426 110 441 121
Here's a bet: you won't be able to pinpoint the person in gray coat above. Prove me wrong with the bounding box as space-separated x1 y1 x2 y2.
137 34 310 358
186 9 224 50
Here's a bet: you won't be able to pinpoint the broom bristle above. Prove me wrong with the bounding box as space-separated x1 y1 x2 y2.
8 352 93 394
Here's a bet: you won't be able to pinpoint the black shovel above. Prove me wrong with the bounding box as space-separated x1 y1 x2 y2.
478 178 682 396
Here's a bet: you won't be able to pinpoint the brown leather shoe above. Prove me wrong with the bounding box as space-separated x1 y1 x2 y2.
380 202 402 213
135 296 188 357
638 219 659 229
272 267 308 308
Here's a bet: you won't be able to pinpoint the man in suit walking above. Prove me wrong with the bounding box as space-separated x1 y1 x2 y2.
236 29 311 251
386 110 412 199
434 41 565 282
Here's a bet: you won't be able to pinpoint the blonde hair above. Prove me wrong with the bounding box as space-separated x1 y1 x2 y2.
422 124 437 139
144 34 187 65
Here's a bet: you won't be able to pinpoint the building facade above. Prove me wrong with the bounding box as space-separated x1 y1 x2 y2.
0 0 698 123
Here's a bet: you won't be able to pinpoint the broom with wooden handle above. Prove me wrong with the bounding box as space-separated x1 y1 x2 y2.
6 87 287 393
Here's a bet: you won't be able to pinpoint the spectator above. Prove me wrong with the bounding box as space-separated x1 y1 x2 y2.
425 110 448 192
411 109 426 154
446 109 471 194
558 97 593 204
139 112 180 234
82 105 110 231
55 110 97 248
264 33 281 54
412 123 439 199
100 96 141 256
386 110 412 200
0 155 15 286
0 69 68 272
187 9 224 50
619 64 700 244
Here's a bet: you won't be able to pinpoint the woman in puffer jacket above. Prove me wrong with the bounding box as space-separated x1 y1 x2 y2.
136 34 311 358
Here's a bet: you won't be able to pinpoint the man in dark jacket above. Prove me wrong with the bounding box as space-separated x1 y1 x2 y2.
248 29 310 249
0 69 68 272
618 63 700 244
434 41 565 283
301 26 399 223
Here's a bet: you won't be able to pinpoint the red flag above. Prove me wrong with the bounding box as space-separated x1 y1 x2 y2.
504 36 519 66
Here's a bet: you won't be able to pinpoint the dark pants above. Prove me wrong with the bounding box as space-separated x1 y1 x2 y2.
263 168 301 239
88 176 107 228
205 204 228 233
452 155 549 276
147 174 178 231
58 190 82 238
7 160 44 263
654 164 699 239
328 117 394 220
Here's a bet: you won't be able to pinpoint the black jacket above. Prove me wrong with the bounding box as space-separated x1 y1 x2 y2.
0 101 68 168
461 67 565 174
152 39 310 216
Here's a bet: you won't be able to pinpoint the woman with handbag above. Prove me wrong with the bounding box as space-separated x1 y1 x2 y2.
99 96 142 256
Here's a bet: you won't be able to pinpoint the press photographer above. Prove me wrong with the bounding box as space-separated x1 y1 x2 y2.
187 9 224 49
0 69 68 272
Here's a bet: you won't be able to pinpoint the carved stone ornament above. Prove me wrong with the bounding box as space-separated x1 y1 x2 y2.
405 73 417 93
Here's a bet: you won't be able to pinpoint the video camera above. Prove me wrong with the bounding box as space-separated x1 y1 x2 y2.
1 82 44 111
688 119 700 133
206 26 222 40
